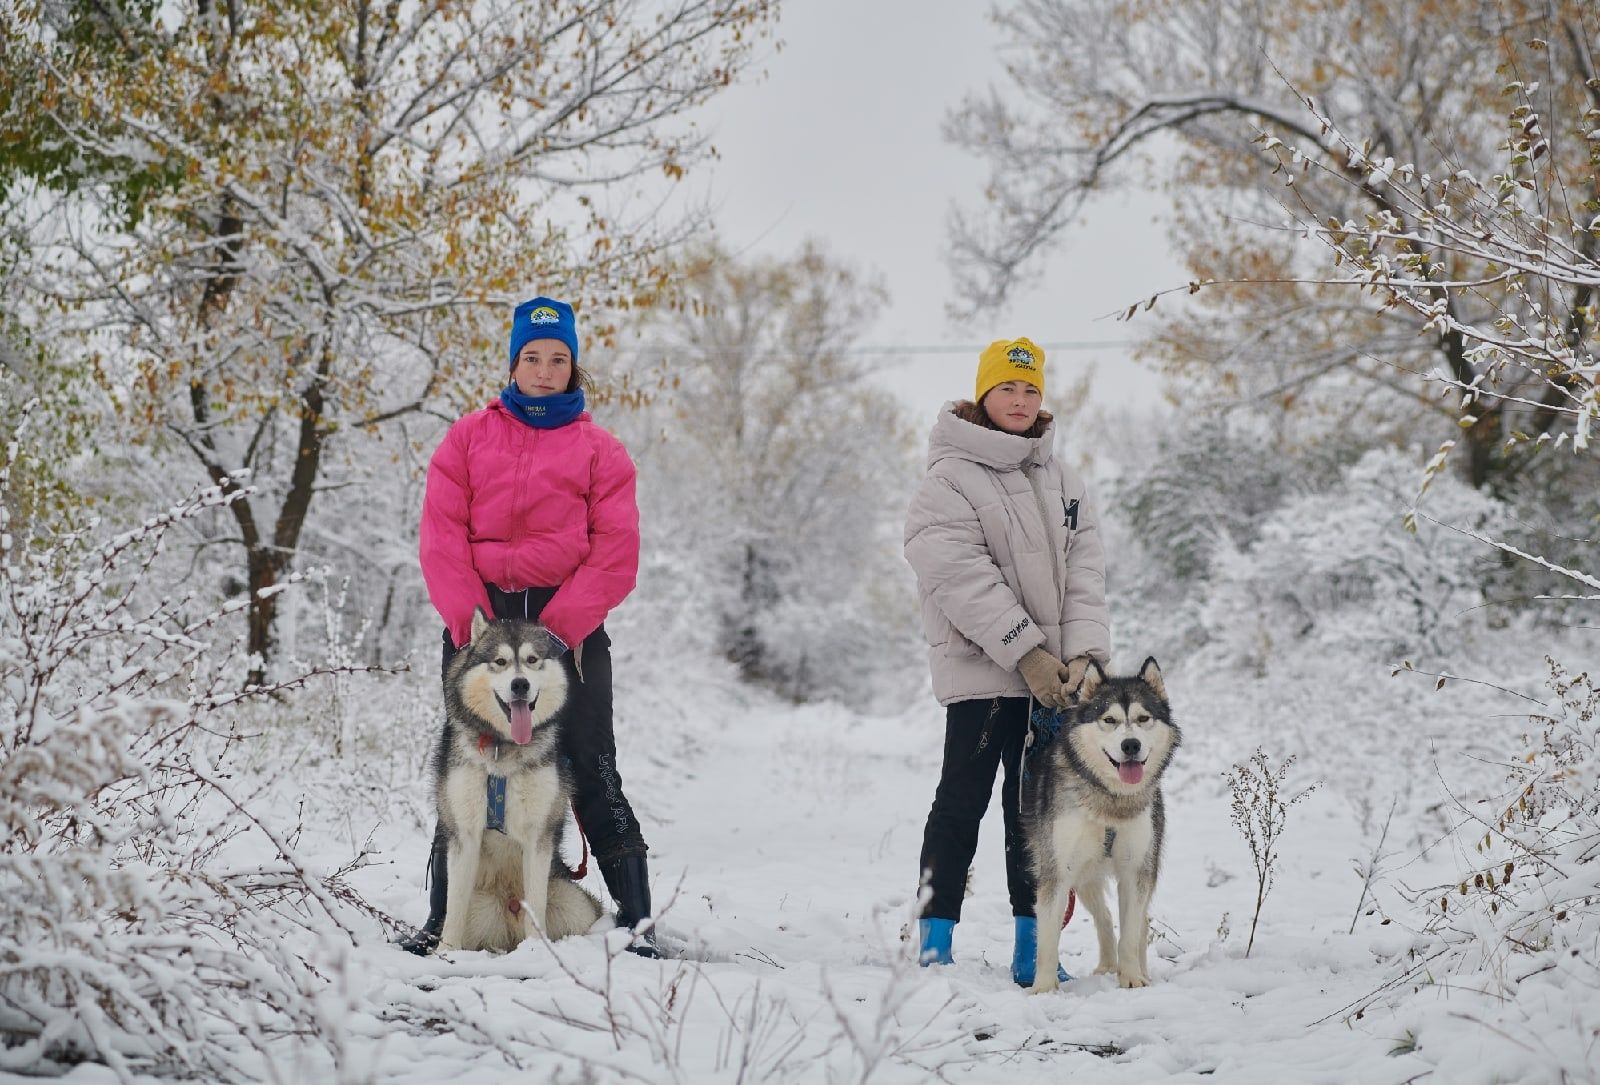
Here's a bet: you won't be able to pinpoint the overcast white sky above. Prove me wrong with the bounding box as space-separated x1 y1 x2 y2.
683 0 1189 427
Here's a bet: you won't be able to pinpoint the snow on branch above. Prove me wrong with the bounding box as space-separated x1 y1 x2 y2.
1259 84 1600 456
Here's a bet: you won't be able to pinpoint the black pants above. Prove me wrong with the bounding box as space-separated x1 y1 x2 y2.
439 584 647 862
917 696 1035 921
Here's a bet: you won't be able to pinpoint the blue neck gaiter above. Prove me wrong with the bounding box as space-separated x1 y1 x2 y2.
500 384 585 429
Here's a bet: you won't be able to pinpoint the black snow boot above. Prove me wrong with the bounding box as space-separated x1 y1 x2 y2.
600 854 661 958
396 822 447 956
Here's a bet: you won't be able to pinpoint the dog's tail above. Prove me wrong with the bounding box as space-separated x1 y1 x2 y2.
545 869 603 939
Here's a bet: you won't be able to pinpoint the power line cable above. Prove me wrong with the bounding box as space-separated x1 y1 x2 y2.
604 339 1138 358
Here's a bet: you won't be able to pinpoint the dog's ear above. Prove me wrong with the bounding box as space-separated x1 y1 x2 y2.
470 606 491 644
1078 658 1107 701
1138 656 1166 700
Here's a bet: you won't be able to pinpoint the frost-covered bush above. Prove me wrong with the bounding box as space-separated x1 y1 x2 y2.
1359 659 1600 1083
0 404 378 1080
1104 413 1364 661
1115 418 1343 586
1197 447 1503 671
743 583 923 710
1429 660 1600 965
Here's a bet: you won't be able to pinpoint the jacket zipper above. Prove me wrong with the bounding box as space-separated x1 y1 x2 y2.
1024 463 1063 618
511 420 535 587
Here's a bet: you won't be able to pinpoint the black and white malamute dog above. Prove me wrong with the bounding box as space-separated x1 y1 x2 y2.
431 609 602 952
1021 658 1181 992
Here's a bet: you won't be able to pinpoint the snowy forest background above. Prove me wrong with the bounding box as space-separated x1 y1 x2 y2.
2 1 1598 1082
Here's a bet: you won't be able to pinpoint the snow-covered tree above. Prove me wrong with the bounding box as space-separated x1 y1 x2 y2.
947 0 1596 493
0 0 777 682
612 241 921 705
1260 81 1599 492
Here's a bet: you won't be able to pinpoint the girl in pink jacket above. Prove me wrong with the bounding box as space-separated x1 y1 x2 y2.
402 296 657 956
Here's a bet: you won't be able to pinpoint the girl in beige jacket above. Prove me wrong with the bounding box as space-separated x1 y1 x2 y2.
902 336 1110 985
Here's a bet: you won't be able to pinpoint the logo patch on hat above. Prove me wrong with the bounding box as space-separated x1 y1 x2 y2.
528 306 561 325
1007 346 1037 368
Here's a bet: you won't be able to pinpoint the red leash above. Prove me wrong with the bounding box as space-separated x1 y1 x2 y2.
1063 890 1076 928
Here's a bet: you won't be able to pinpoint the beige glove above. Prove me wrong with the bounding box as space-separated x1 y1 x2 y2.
1018 647 1074 708
1062 654 1096 699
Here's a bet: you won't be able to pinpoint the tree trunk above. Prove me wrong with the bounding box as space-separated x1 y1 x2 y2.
234 348 331 688
1462 406 1501 492
1434 304 1501 491
246 548 280 688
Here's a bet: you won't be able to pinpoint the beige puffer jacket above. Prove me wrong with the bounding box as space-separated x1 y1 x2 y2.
904 404 1110 705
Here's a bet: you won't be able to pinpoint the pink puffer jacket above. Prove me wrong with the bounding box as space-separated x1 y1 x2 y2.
419 400 639 650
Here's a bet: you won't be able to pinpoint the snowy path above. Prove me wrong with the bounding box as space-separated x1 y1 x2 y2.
328 670 1474 1084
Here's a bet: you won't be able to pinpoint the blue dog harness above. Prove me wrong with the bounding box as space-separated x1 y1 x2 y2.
486 774 508 833
476 733 511 834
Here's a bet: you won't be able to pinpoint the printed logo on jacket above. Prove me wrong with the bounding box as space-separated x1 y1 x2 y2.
1001 616 1032 645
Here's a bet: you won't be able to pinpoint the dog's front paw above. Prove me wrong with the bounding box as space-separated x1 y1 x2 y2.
1028 975 1061 995
1093 960 1117 976
1117 970 1150 989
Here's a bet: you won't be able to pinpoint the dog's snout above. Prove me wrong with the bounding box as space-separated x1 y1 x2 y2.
509 676 530 700
1120 737 1142 758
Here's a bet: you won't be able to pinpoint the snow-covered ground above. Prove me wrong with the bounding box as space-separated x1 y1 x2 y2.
33 625 1584 1085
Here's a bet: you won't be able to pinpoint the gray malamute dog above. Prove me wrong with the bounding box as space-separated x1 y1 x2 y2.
1021 657 1180 992
431 608 602 952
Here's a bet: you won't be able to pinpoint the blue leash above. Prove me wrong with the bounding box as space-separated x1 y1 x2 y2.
1023 702 1067 781
1029 702 1068 745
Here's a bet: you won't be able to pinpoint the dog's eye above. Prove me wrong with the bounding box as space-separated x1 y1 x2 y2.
490 657 509 669
1101 716 1118 727
1132 714 1152 727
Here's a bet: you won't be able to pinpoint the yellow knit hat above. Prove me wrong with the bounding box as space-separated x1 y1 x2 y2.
975 337 1046 402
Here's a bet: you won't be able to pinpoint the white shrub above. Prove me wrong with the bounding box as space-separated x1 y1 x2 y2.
1198 447 1504 671
0 403 377 1080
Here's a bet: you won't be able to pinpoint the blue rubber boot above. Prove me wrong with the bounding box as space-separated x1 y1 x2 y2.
917 917 955 965
1011 916 1071 986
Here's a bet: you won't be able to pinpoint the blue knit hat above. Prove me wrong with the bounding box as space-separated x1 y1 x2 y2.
508 297 579 370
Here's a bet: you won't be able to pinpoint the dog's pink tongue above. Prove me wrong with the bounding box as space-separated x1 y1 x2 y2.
509 701 533 745
1118 760 1145 785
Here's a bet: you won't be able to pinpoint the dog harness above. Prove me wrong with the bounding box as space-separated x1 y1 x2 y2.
478 733 510 833
474 732 589 877
486 775 508 833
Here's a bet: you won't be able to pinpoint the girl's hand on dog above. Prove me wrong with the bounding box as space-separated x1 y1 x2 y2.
1019 647 1076 708
1062 655 1097 701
